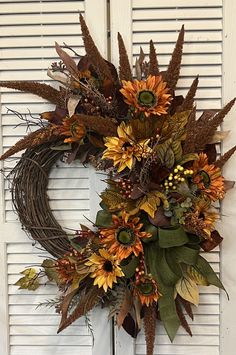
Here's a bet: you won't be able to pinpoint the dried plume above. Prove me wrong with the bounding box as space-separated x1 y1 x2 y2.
73 114 117 136
175 297 192 336
79 14 113 81
0 81 65 107
215 145 236 169
183 107 197 154
118 32 133 81
58 287 103 333
148 40 159 76
177 76 199 112
143 304 156 355
195 98 236 151
165 25 185 91
0 127 58 160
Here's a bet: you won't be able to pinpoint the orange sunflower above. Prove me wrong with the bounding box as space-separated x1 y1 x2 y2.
134 275 160 306
184 199 219 239
99 212 151 260
191 153 225 201
102 121 151 172
120 75 172 117
58 116 86 143
85 249 124 292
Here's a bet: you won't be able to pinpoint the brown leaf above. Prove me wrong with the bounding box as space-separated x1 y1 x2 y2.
200 230 223 252
117 289 132 327
224 180 235 191
148 207 170 227
175 297 192 336
55 42 78 76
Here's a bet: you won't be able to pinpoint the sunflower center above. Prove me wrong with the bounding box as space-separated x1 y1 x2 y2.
103 260 113 272
199 170 211 188
138 90 156 107
122 142 132 150
116 227 135 245
138 281 154 295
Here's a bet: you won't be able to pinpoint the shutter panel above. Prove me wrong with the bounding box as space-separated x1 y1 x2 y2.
0 1 111 355
110 1 222 354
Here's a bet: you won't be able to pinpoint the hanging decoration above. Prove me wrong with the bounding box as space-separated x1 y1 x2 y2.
1 15 235 355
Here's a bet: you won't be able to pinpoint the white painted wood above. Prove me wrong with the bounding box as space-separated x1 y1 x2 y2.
221 1 236 354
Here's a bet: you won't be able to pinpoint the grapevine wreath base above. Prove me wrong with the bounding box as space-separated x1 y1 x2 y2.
1 15 236 355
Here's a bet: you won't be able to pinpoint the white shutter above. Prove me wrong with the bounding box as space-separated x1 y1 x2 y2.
0 1 112 355
110 1 224 354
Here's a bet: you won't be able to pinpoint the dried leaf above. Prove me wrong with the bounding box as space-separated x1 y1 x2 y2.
176 274 199 306
175 298 192 336
200 230 223 252
117 289 132 327
55 42 78 76
187 266 209 286
67 95 81 117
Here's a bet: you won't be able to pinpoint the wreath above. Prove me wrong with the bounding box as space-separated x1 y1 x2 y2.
1 15 235 355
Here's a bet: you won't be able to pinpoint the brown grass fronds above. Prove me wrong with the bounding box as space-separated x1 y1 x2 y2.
183 107 197 154
165 25 185 91
215 145 236 169
148 40 159 76
118 32 133 81
0 81 65 107
0 127 58 160
80 14 112 81
73 114 117 136
143 304 156 355
177 76 199 112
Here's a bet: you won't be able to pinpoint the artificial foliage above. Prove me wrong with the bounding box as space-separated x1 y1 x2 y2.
1 15 236 355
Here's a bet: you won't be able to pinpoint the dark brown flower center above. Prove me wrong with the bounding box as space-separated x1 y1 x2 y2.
138 281 154 295
138 90 156 107
116 227 135 245
103 260 113 272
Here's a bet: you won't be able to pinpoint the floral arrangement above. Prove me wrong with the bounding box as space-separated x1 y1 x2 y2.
1 15 236 355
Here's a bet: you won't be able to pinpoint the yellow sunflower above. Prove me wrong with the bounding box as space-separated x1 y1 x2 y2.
184 199 219 239
102 121 151 172
86 249 124 292
120 75 172 117
191 153 225 201
99 212 151 260
58 116 86 143
134 275 160 306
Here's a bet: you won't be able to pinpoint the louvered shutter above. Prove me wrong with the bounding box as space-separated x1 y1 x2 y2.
0 1 112 355
110 1 235 354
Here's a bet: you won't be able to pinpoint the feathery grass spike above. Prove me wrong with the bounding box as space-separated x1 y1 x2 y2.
148 40 159 76
79 14 113 81
144 305 156 355
215 145 236 168
165 25 185 91
177 76 199 112
0 81 65 107
183 107 197 154
118 32 133 81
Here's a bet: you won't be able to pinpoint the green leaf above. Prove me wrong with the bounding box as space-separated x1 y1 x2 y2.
158 290 181 342
177 153 198 166
159 250 182 286
195 256 228 296
95 210 112 227
170 246 199 265
41 259 60 284
176 274 199 306
172 140 183 163
159 227 189 248
120 256 139 278
164 147 175 169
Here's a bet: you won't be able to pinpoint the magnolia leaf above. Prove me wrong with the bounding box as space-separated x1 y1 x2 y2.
176 274 199 306
187 266 209 286
171 139 183 163
95 210 112 227
170 246 199 265
117 289 133 328
155 139 172 164
159 250 182 286
158 290 180 342
164 147 175 169
177 153 198 166
210 130 230 143
159 226 189 248
67 95 81 117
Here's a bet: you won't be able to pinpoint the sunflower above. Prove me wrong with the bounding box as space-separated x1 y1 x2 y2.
120 75 172 117
102 121 151 172
58 116 86 143
184 199 219 239
191 153 225 201
134 275 160 306
85 249 124 292
99 212 151 260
